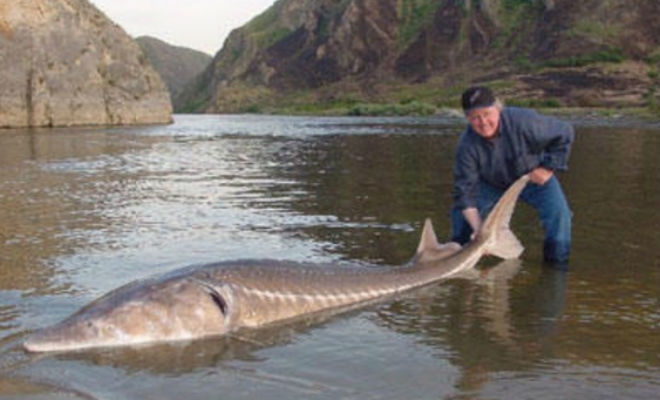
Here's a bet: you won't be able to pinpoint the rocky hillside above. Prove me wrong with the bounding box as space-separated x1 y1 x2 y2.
0 0 172 128
182 0 659 115
136 36 212 112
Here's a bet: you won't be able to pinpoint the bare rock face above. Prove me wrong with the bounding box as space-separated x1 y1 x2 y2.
192 0 401 112
0 0 172 128
184 0 658 113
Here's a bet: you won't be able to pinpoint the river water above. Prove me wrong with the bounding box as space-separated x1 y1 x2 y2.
0 114 658 399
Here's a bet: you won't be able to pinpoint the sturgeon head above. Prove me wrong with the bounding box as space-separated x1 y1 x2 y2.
23 275 234 352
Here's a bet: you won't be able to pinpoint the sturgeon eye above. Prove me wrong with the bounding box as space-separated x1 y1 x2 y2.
209 291 228 316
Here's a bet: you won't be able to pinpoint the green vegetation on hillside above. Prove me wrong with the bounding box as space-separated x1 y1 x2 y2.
227 68 659 120
542 47 625 68
566 18 621 42
512 47 627 73
489 0 540 53
397 0 442 48
243 0 291 49
645 51 660 114
244 1 283 33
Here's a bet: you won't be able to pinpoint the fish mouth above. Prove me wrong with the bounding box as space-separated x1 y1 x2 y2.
23 328 72 353
23 330 119 353
22 321 94 353
23 334 62 353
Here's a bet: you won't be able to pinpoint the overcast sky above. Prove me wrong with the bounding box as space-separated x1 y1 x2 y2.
90 0 277 55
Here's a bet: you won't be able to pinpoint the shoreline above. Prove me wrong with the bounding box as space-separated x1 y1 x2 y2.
267 105 660 129
2 107 659 131
535 108 660 129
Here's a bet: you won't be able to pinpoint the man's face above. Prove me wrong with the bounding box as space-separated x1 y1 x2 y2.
466 106 500 139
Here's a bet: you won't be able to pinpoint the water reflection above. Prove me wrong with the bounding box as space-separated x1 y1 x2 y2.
374 260 568 393
246 133 459 264
0 115 658 399
0 128 160 296
567 127 660 265
46 331 272 375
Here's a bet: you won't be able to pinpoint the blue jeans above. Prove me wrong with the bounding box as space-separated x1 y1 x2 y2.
451 176 572 265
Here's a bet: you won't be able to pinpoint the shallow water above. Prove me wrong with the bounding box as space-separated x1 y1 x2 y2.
0 114 658 399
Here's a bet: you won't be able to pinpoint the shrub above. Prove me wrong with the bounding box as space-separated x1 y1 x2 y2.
542 48 625 68
348 101 437 116
507 98 563 108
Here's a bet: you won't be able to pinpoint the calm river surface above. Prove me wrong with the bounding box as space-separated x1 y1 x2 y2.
0 114 658 399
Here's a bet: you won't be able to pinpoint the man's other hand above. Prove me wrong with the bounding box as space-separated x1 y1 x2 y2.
529 167 553 185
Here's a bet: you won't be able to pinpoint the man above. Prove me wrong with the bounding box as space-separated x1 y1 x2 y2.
451 86 574 266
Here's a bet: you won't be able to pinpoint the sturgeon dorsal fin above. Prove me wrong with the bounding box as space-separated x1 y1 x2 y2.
415 218 462 262
416 218 440 254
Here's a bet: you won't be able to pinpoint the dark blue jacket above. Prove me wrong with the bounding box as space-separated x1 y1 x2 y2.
453 107 574 209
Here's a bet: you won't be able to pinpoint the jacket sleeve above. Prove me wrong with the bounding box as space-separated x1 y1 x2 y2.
525 112 575 171
452 135 480 210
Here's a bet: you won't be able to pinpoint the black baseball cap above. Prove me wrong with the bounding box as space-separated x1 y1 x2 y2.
461 86 496 114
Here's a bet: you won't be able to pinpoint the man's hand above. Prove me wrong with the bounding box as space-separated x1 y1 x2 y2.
529 167 554 185
462 207 482 240
463 208 487 254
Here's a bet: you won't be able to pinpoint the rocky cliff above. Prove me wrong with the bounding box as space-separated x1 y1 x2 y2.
136 36 212 112
0 0 172 128
184 0 659 115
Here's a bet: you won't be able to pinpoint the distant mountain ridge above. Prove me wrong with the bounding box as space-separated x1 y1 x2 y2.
179 0 659 115
136 36 212 112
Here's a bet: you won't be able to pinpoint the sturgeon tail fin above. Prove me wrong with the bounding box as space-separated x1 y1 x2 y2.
479 174 530 259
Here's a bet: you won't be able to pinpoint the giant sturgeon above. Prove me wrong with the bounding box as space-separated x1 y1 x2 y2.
23 175 530 353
